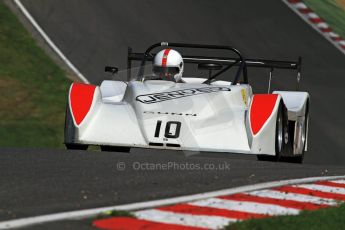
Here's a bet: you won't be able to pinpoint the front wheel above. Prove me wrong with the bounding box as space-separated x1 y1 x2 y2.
100 146 131 153
257 101 288 162
65 143 88 150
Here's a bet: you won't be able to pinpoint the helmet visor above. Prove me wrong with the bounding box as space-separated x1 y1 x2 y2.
153 66 180 76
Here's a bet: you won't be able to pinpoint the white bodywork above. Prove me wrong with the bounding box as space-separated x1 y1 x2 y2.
67 79 309 156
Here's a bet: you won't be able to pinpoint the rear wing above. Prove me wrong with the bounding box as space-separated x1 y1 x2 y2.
127 42 302 89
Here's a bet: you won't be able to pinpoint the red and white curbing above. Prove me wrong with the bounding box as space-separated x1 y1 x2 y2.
283 0 345 55
94 179 345 229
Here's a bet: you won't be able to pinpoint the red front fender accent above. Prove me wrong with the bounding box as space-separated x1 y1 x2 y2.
250 94 279 135
69 83 96 126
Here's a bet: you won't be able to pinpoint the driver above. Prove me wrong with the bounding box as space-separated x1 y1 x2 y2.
152 49 184 82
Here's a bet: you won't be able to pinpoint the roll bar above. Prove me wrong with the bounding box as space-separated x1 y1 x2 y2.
127 42 302 87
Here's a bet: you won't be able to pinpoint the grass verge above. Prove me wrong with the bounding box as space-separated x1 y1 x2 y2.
95 210 135 220
304 0 345 39
0 1 71 148
226 203 345 230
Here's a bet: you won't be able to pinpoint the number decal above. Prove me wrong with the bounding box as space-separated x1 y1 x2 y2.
155 120 181 139
154 120 162 137
165 121 181 138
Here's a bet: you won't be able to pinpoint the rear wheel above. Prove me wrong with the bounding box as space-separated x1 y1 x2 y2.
257 101 288 162
287 101 309 163
100 146 131 153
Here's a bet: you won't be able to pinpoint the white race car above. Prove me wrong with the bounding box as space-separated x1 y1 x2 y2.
65 42 309 163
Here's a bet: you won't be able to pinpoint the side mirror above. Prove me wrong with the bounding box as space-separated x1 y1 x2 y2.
105 66 118 74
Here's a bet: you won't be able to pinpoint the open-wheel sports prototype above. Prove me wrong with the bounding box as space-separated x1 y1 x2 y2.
65 42 310 162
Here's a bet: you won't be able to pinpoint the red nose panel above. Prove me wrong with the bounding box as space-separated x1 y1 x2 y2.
69 83 96 126
250 94 278 135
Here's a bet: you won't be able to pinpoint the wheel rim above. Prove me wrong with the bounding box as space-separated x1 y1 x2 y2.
277 111 283 153
296 116 307 154
301 119 306 148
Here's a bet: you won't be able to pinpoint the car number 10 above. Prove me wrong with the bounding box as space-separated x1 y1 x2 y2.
154 120 181 139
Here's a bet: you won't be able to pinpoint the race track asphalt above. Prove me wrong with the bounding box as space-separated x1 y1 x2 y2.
1 147 345 223
1 0 345 228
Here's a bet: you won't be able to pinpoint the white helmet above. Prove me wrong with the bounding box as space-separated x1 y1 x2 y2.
153 49 184 82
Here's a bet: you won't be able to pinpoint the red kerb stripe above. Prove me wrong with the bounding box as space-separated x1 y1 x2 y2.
93 217 204 230
309 17 323 23
320 28 332 33
219 193 328 210
162 49 171 67
332 37 342 41
298 8 312 14
274 186 345 201
315 181 345 188
288 0 301 3
158 203 268 220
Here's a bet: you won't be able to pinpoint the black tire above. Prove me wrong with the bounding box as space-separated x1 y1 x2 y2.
100 146 131 153
257 154 276 161
257 101 288 162
64 103 86 150
64 104 76 144
65 143 88 150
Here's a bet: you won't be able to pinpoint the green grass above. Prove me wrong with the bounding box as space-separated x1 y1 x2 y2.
95 210 135 220
226 203 345 230
0 1 71 148
304 0 345 38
